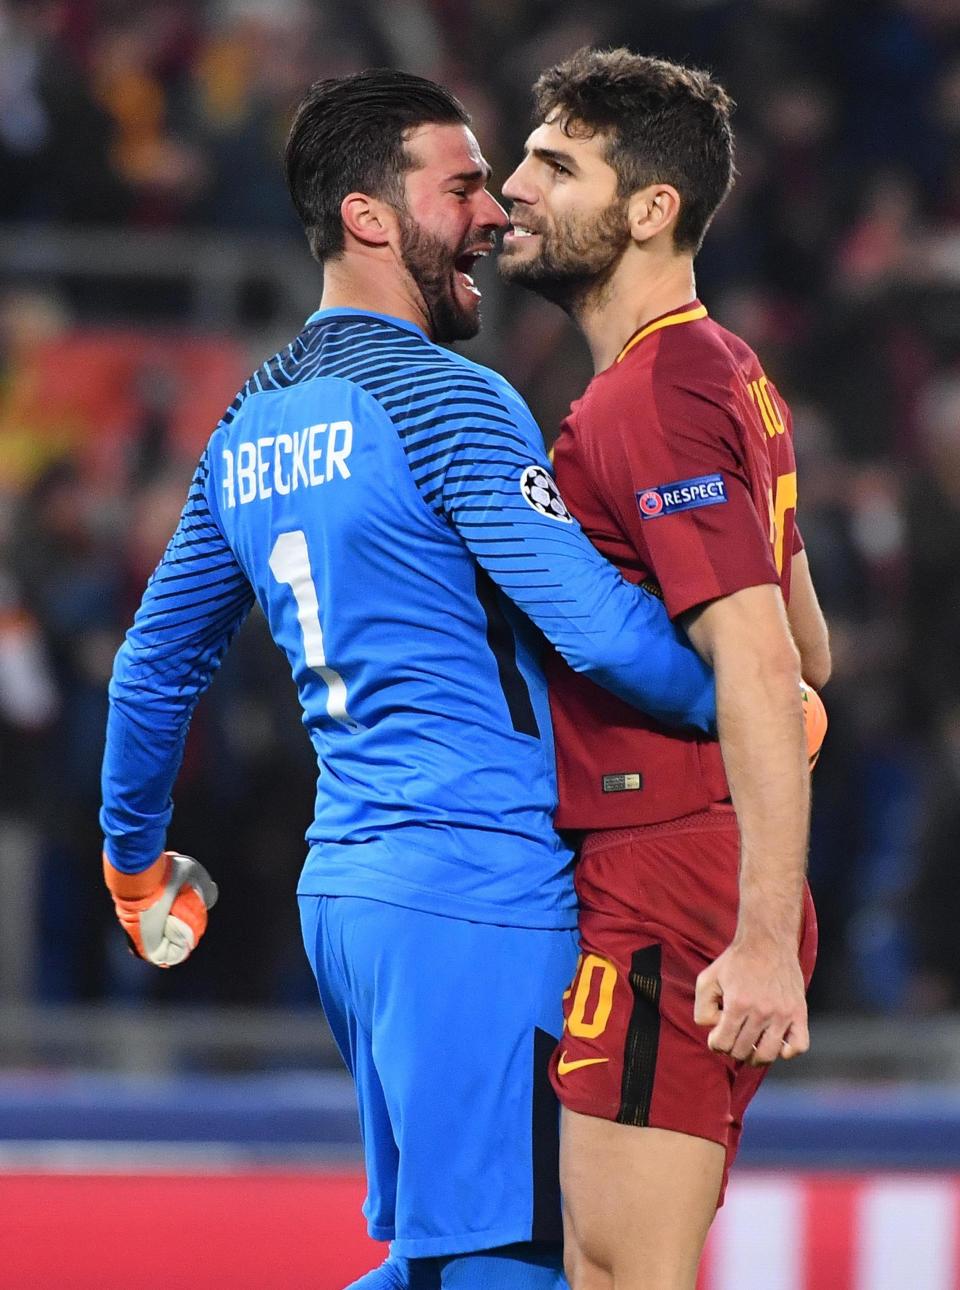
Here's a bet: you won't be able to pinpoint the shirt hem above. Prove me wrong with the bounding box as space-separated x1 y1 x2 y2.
372 1221 537 1259
579 805 738 858
295 876 577 930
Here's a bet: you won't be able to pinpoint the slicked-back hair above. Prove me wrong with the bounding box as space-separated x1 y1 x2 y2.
284 69 471 263
533 47 735 253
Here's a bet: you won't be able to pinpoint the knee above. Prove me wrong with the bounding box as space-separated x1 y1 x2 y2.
572 1263 694 1290
563 1241 613 1290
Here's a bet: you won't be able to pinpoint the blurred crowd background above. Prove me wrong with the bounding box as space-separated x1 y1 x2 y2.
1 0 959 1030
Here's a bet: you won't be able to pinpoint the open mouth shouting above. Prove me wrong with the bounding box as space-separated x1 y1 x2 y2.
399 216 496 341
453 244 493 299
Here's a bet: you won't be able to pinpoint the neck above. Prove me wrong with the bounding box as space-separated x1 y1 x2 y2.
572 250 697 373
319 249 432 337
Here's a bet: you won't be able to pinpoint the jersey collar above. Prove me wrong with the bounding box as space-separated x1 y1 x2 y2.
615 300 708 364
304 306 429 338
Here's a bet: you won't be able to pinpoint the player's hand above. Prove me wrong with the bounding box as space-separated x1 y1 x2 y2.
103 850 218 968
694 938 809 1066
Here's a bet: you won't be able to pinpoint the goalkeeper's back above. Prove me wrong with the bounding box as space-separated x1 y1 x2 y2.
216 307 571 927
102 307 712 930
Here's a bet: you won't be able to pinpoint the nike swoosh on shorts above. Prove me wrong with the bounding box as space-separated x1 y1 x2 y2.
556 1052 610 1076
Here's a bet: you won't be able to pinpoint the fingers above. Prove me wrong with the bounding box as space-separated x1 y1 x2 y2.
779 1017 810 1060
170 884 209 946
696 971 809 1065
694 970 723 1029
746 1016 810 1066
697 968 754 1055
749 1024 789 1066
150 911 199 967
708 1006 753 1060
142 879 211 967
712 1008 809 1066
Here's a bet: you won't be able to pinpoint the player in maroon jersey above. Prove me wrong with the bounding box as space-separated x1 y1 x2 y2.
500 48 831 1290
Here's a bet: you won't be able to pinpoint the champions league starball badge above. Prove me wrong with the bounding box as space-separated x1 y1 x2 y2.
519 465 574 523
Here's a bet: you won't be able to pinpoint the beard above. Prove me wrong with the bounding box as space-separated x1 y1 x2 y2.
499 195 632 311
398 213 481 344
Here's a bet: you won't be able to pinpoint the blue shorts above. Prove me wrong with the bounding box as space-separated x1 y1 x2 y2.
299 895 578 1259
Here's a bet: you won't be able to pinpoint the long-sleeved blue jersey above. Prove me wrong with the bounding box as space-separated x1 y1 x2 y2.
101 308 714 929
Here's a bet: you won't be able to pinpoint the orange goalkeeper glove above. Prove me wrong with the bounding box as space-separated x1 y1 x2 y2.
800 680 828 770
103 851 218 967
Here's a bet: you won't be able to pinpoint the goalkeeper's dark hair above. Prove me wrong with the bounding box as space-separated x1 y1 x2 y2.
533 47 735 253
284 69 471 263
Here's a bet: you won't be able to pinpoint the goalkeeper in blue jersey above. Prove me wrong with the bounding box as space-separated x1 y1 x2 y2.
100 70 715 1290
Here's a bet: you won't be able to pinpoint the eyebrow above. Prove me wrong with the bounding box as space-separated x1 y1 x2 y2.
445 164 493 185
529 146 580 173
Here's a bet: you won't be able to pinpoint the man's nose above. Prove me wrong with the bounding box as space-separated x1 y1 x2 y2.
501 163 535 206
477 188 509 230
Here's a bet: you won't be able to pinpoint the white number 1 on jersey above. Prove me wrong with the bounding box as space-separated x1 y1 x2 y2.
268 529 363 732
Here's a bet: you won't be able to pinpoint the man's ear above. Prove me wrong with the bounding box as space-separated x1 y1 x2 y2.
340 192 397 248
628 183 682 246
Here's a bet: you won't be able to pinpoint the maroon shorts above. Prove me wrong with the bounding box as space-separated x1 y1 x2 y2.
550 806 818 1200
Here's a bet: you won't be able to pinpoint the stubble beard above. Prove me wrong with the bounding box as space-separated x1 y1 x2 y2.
500 196 632 315
398 213 481 343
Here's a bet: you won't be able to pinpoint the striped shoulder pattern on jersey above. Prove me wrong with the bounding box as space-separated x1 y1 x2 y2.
218 315 535 519
133 450 254 668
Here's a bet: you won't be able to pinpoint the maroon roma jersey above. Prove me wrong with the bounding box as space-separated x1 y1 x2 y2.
549 301 802 829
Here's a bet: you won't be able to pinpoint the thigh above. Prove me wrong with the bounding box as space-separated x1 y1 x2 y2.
329 899 579 1260
299 895 400 1241
560 1109 723 1290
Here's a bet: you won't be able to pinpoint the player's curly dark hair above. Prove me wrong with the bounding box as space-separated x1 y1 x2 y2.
284 69 470 263
533 47 735 253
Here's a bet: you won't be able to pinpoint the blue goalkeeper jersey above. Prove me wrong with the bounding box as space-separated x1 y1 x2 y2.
101 308 714 928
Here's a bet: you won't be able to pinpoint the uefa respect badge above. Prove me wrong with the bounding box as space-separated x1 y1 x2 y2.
636 473 728 520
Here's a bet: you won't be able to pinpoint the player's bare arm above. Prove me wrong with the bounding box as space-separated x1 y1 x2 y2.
683 584 811 1066
787 549 832 691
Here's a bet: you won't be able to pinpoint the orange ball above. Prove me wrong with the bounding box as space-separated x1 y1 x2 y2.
800 681 828 770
